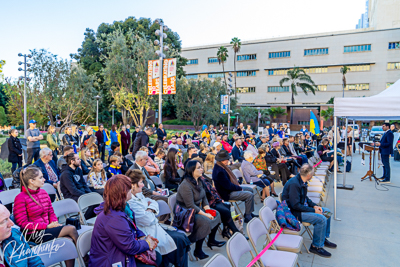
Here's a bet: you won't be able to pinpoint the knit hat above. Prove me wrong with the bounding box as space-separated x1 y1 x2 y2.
272 141 280 147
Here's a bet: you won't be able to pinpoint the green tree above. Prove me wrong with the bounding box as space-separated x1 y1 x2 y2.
327 97 334 104
0 83 9 113
321 107 334 121
101 30 158 127
279 67 317 104
176 78 226 130
0 106 7 126
30 49 97 129
71 17 187 122
230 37 241 100
340 65 349 97
237 107 257 125
217 46 229 92
265 107 287 123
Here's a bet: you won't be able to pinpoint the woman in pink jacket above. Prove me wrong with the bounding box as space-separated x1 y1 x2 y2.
139 146 160 176
13 166 78 266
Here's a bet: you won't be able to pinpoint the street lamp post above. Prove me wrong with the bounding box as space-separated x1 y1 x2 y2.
227 72 233 138
111 105 115 125
154 19 169 125
235 113 240 127
94 95 101 126
18 53 32 134
257 107 261 133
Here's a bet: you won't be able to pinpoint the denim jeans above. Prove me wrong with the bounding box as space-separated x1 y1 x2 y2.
381 154 390 180
301 207 331 248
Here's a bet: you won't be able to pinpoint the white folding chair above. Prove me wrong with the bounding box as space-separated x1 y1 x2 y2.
78 192 103 226
57 182 64 200
177 168 185 178
0 189 20 205
77 229 93 267
159 170 165 185
4 178 13 190
52 199 93 235
247 218 299 267
35 237 81 267
204 253 232 267
150 176 163 187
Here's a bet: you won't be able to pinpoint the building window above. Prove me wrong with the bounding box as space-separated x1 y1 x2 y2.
317 85 327 91
187 59 198 65
304 48 329 56
268 86 289 92
269 51 290 58
345 83 369 91
388 42 400 49
240 103 255 106
298 121 310 125
237 71 256 77
304 67 328 74
387 62 400 70
186 74 198 79
237 54 256 61
268 69 289 75
237 87 256 93
348 64 370 72
208 57 218 63
344 44 371 53
386 82 394 88
208 73 224 78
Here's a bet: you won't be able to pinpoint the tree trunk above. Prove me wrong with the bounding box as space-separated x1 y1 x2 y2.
234 52 237 100
121 108 128 125
222 63 227 92
291 92 295 104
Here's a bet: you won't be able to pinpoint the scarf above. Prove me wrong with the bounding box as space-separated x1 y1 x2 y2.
110 165 121 169
216 161 240 186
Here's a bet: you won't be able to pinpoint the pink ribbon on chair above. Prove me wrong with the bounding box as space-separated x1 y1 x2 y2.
313 160 322 168
246 228 283 267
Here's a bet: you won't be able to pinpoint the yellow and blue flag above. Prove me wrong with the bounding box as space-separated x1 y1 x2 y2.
310 110 320 135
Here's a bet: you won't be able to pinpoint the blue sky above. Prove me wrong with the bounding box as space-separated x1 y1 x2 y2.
1 0 367 80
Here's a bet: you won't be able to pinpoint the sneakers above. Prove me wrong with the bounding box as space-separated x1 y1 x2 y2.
251 213 259 218
309 245 332 258
337 170 343 174
324 239 337 248
380 179 391 184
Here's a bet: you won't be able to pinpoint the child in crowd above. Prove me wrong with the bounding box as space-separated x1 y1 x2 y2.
88 159 107 194
108 155 122 175
154 149 166 170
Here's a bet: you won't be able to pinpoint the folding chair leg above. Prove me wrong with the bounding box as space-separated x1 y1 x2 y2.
234 202 244 218
305 226 313 239
303 241 310 253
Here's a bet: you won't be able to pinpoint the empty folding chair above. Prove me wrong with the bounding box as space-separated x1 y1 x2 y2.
0 189 20 205
35 237 80 267
4 178 13 190
77 229 93 267
78 192 103 226
204 253 232 267
52 198 93 235
263 196 278 211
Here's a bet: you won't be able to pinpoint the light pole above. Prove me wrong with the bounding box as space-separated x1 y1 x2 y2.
94 95 101 126
154 19 169 125
235 112 240 127
18 53 32 134
227 72 233 138
257 107 261 133
111 105 115 125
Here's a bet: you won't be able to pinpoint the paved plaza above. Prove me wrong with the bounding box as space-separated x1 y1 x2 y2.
190 150 400 267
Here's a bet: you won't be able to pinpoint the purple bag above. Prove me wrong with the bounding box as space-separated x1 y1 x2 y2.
172 203 195 233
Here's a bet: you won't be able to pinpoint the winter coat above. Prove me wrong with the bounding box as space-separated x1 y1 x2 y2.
120 130 131 151
212 163 242 201
62 134 77 146
156 128 167 141
13 187 58 234
221 140 232 153
60 165 91 202
46 133 60 151
132 131 149 157
89 205 149 267
7 136 22 163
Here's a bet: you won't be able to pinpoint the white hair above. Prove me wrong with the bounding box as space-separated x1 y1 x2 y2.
135 151 148 161
40 147 52 158
243 151 254 160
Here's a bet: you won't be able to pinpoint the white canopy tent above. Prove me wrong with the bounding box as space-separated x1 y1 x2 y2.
332 79 400 220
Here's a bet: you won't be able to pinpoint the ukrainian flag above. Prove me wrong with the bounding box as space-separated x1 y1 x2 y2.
310 110 320 135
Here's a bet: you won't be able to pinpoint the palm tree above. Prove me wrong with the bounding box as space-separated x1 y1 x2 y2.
279 67 317 104
217 46 229 92
340 66 349 98
230 37 241 100
266 107 287 123
321 107 334 121
238 107 257 125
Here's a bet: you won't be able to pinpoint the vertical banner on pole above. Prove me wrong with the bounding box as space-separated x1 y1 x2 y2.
220 95 228 114
162 58 177 95
148 60 161 95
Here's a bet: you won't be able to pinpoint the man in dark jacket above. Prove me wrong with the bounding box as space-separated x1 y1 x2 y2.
256 136 270 148
231 138 245 163
95 124 106 161
156 124 167 141
212 150 257 223
132 128 154 158
282 164 336 257
268 124 277 138
376 123 394 183
131 126 140 144
60 153 91 202
33 147 60 200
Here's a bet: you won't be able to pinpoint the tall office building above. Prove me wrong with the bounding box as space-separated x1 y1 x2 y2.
180 0 400 127
356 0 369 29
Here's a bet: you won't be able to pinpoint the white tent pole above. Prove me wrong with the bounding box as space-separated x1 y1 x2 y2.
334 116 340 220
342 118 348 185
351 120 355 159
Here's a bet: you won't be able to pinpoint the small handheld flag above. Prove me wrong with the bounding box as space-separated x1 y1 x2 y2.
310 110 320 135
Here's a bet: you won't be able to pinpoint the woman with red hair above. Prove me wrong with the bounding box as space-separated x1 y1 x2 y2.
89 175 162 267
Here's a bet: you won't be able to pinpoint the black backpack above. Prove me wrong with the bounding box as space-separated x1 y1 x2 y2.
11 167 24 189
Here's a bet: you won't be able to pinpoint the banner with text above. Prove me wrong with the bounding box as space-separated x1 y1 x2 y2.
148 59 161 95
163 58 177 94
220 95 229 114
